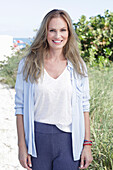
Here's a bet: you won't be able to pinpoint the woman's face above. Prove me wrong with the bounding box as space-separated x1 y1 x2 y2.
47 17 69 51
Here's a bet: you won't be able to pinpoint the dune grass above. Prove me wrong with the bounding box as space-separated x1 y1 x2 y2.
88 66 113 170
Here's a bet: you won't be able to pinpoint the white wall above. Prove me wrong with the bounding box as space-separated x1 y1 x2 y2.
0 35 13 61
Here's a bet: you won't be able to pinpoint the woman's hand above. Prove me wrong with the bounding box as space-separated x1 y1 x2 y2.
18 145 32 170
79 146 93 169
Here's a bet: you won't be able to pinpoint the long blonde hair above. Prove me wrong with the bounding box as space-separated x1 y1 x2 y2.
23 9 86 83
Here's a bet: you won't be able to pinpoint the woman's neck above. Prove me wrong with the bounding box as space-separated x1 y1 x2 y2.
45 49 65 62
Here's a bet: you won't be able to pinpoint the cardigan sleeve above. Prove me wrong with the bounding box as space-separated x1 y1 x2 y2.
14 59 25 115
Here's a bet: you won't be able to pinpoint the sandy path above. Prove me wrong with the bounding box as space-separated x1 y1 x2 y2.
0 83 24 170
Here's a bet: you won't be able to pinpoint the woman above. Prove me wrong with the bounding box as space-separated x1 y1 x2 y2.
15 9 93 170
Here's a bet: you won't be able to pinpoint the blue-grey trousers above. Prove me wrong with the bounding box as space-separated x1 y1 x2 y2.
31 121 80 170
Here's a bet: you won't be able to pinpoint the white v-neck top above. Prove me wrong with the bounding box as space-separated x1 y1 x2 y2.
34 66 73 132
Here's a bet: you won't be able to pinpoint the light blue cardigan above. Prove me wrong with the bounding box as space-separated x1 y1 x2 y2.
15 58 90 161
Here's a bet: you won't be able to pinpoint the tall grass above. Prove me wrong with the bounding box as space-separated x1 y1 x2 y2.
88 66 113 170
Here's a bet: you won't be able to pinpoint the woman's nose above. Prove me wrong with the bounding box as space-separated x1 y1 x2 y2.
55 31 61 38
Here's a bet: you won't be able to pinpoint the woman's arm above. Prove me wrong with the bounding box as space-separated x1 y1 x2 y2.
80 64 93 169
84 112 91 141
16 115 26 147
16 115 32 170
15 59 32 170
79 112 93 169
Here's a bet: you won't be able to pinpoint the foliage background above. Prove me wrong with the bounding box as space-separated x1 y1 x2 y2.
0 10 113 170
74 10 113 68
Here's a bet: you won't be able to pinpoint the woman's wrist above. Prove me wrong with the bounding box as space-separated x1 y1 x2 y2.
83 139 92 146
18 141 26 148
83 145 92 152
83 145 92 148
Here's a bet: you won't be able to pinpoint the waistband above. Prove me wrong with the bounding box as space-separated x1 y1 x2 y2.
34 121 71 134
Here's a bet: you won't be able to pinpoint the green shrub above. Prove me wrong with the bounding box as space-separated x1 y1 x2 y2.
0 49 27 88
73 10 113 67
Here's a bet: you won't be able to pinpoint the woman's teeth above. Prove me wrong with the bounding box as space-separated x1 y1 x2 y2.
53 40 63 43
54 41 61 43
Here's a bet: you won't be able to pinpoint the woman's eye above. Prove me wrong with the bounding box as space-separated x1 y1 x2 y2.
61 29 66 31
50 30 55 32
49 29 66 32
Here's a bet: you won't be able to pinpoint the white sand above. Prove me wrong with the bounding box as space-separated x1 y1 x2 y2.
0 83 24 170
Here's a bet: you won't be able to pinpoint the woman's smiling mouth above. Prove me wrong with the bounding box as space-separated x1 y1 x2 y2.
52 40 63 44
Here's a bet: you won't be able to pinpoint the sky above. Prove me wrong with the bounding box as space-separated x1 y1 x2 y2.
0 0 113 38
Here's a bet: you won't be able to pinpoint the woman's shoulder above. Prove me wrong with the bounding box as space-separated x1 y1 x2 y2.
17 57 26 72
19 57 26 66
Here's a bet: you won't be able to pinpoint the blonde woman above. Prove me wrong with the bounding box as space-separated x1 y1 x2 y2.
15 9 93 170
